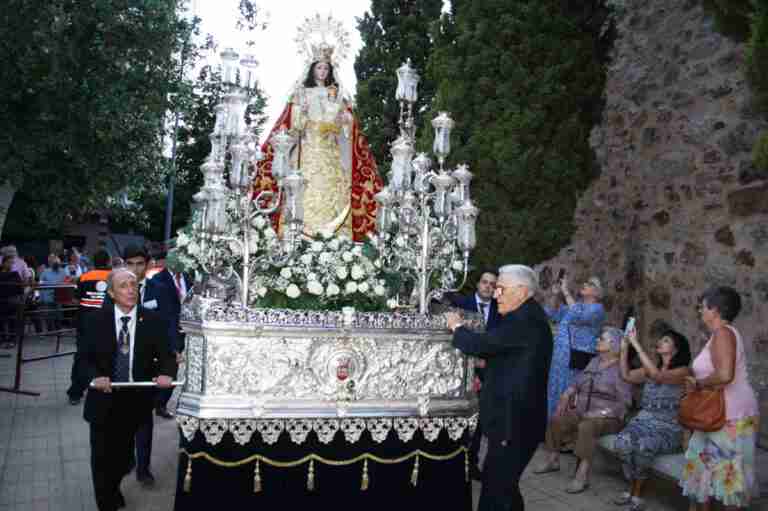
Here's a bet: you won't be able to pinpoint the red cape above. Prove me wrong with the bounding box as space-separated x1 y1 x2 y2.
253 102 383 242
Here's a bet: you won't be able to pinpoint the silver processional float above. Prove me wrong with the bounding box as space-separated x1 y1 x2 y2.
167 13 482 499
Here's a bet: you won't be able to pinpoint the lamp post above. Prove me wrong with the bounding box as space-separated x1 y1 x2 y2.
372 60 479 315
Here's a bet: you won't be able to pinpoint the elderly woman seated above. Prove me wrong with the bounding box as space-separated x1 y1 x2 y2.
533 326 633 493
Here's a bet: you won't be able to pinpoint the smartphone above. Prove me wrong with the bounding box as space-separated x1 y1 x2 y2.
624 316 636 336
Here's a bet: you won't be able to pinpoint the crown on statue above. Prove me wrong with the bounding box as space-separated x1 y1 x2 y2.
295 13 350 68
311 43 334 64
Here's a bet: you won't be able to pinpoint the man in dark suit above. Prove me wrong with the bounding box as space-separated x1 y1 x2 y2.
449 270 501 479
81 268 175 511
120 244 179 487
447 264 553 511
147 249 185 419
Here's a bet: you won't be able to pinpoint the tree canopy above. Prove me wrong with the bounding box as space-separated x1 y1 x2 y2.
422 0 613 273
0 0 197 236
354 0 444 167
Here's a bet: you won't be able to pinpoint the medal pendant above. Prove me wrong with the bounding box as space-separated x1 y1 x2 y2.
120 343 129 355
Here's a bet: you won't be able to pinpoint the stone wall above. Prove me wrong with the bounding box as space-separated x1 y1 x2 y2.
539 0 768 387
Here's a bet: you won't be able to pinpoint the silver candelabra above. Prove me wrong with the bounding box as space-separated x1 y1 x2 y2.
193 48 305 306
372 59 479 315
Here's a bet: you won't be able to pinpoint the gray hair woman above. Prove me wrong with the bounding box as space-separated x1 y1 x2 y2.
534 326 633 493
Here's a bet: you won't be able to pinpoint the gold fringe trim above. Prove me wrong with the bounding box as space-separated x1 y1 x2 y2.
410 454 419 487
254 460 262 493
360 459 369 491
183 456 192 493
179 446 467 468
307 459 315 491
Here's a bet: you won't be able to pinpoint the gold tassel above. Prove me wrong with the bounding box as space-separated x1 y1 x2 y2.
410 454 419 487
464 450 469 482
183 457 193 493
360 459 369 491
307 459 315 492
254 459 262 493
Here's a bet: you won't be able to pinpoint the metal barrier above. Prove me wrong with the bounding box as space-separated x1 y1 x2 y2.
0 283 79 396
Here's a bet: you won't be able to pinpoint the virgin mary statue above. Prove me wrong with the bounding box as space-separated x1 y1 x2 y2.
253 16 382 242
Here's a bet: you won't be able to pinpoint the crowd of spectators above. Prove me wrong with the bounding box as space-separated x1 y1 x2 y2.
448 267 759 511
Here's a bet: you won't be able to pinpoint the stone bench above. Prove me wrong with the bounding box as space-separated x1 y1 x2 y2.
597 434 686 482
597 434 768 499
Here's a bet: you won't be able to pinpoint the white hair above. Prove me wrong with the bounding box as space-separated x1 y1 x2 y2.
498 264 539 294
106 267 137 292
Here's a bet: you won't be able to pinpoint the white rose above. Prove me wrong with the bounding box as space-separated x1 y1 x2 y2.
374 285 386 296
307 281 324 295
387 298 398 309
328 239 340 251
357 281 370 293
342 251 353 262
187 242 199 255
374 259 383 269
307 272 318 281
248 237 260 253
176 232 189 247
352 245 363 256
395 236 406 248
345 281 358 294
265 228 277 239
350 264 364 280
257 287 268 297
311 241 324 252
300 253 313 265
280 267 292 279
336 266 348 279
319 252 333 264
452 260 464 271
253 215 267 229
286 284 301 299
326 283 340 296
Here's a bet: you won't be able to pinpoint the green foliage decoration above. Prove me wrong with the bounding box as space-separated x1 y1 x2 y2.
422 0 612 275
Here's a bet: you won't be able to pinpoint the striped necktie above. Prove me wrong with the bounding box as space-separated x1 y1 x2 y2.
113 316 131 382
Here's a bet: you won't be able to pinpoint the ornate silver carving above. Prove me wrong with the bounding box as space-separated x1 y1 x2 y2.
178 415 477 446
312 419 340 444
286 418 313 444
340 418 366 443
185 334 204 393
444 417 468 441
199 419 228 445
230 419 258 445
255 419 285 445
394 417 419 443
419 417 443 442
468 413 478 435
367 418 393 444
183 301 484 332
177 416 199 442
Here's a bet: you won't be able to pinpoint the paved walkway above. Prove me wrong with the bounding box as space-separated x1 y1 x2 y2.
1 334 766 510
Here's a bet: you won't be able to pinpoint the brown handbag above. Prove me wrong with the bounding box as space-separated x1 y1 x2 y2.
678 387 726 432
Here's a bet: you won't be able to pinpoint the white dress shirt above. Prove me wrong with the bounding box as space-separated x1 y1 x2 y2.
113 305 137 382
475 293 491 324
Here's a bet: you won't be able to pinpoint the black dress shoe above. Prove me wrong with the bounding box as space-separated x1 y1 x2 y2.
68 396 81 406
155 407 174 419
137 471 156 487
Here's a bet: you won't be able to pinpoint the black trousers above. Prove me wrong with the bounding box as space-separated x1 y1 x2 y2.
89 395 145 511
478 436 539 511
135 389 157 476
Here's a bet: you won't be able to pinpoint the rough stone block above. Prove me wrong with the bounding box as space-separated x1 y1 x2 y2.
727 184 768 217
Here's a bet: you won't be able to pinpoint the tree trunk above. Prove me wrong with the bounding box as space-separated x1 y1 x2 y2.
0 181 17 240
